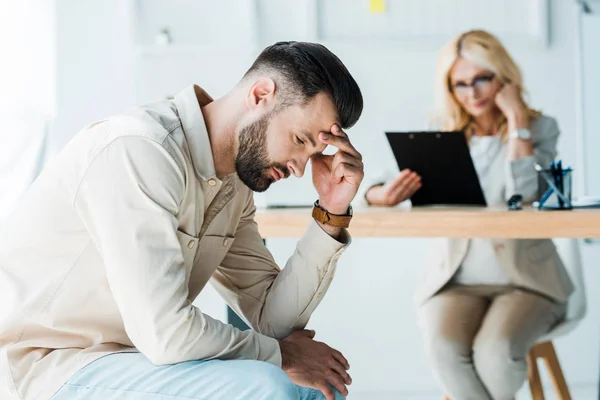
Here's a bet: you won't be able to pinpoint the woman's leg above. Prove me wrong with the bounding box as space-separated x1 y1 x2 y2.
473 288 566 400
419 285 492 400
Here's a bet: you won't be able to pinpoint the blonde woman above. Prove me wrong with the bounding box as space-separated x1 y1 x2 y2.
366 30 573 399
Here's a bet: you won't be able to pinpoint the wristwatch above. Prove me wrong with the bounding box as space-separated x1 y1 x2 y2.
311 200 353 228
508 127 532 140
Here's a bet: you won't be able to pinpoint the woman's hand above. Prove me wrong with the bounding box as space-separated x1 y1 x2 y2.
365 169 421 206
495 83 529 131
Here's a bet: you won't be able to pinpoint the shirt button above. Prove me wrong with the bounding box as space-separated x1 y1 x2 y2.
207 179 217 187
222 238 229 247
188 240 195 249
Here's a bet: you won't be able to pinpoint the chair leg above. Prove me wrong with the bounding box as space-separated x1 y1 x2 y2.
535 341 572 400
527 349 545 400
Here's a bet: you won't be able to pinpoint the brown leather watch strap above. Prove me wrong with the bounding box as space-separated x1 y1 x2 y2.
311 201 353 228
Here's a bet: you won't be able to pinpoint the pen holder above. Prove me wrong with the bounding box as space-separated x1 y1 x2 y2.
537 167 572 210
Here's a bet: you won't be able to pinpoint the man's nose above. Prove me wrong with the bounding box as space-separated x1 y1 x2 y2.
288 159 306 178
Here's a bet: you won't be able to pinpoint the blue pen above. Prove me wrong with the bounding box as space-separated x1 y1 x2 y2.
557 160 564 208
547 161 556 207
549 161 558 206
539 187 553 208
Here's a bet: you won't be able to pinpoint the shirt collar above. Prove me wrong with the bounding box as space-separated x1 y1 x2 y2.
174 84 218 182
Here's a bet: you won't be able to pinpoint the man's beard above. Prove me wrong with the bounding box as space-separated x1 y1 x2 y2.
235 114 288 192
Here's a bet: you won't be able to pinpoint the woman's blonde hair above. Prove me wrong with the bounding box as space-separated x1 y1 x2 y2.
433 30 540 141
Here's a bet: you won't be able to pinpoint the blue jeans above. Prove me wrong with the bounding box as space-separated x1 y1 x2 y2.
51 352 346 400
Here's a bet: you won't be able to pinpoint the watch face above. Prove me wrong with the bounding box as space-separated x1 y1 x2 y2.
516 128 531 140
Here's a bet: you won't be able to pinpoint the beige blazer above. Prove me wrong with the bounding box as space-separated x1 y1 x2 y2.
0 85 349 400
414 115 574 305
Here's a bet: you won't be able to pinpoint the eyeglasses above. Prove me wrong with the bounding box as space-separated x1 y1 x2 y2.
451 74 496 96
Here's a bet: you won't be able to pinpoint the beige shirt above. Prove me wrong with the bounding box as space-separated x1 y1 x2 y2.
0 85 349 400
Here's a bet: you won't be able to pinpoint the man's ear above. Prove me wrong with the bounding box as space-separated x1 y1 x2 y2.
246 77 276 110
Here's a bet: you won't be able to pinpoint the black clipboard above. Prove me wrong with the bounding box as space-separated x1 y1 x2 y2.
385 131 487 206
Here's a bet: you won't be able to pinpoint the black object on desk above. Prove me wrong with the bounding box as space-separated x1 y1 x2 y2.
507 194 523 210
385 131 487 206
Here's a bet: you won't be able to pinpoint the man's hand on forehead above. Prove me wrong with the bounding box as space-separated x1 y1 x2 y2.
311 123 364 218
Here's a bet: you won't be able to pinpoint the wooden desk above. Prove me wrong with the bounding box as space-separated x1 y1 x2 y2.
255 206 600 238
252 205 600 399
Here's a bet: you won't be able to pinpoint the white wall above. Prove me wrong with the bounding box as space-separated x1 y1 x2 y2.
580 2 600 196
52 0 600 398
54 0 137 149
0 0 56 219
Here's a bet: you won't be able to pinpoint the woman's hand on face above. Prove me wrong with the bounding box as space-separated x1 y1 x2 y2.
365 169 421 206
494 83 528 126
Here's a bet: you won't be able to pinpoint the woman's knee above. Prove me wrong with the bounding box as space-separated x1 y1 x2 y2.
473 337 526 372
424 335 473 370
473 339 527 396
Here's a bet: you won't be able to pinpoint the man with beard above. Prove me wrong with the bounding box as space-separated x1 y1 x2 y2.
0 42 363 400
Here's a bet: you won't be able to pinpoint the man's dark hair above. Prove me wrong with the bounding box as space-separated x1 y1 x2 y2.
244 41 363 129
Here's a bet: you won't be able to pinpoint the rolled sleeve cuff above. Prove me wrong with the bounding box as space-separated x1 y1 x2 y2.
256 334 283 367
296 220 350 267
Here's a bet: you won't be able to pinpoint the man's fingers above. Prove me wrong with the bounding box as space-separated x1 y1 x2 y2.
325 371 348 397
331 349 350 370
329 360 352 384
332 151 363 171
315 380 336 400
333 163 363 184
320 132 361 160
330 124 347 138
319 131 362 161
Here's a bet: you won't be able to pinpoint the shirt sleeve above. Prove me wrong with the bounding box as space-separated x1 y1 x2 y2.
211 190 350 340
504 116 560 202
